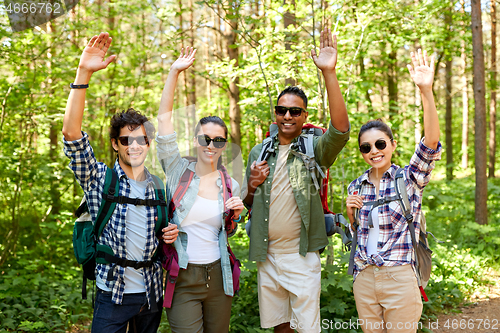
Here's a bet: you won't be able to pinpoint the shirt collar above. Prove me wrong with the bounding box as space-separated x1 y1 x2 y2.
113 159 154 184
360 164 399 184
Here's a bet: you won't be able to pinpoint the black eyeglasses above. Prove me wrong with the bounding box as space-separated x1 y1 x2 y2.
274 105 306 117
359 139 389 154
118 136 149 146
196 134 227 148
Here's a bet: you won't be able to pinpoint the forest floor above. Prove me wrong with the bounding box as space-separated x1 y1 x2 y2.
426 270 500 333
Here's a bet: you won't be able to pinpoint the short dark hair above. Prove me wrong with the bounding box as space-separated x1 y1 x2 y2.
194 116 228 139
277 86 308 109
358 119 394 145
109 108 155 148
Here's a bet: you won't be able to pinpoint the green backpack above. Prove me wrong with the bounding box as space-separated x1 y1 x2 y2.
73 168 168 300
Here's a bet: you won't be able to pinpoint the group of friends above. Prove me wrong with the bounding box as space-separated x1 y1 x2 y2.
62 29 442 333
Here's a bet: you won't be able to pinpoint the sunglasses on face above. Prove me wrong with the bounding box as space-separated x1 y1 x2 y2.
196 134 227 148
274 105 306 117
359 139 390 154
118 136 149 146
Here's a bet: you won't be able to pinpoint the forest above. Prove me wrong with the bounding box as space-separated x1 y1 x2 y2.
1 0 500 332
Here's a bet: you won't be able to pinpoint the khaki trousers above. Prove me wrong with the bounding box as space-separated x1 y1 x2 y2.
166 259 232 333
353 265 423 333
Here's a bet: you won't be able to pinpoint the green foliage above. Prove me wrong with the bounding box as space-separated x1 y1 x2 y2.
0 248 91 332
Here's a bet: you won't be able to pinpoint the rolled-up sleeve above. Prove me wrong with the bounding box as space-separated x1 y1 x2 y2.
315 120 350 169
408 138 442 190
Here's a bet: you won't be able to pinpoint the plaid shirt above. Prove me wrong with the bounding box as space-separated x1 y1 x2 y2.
64 132 162 306
348 139 442 279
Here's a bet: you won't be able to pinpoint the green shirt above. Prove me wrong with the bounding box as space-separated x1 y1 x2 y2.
244 121 350 262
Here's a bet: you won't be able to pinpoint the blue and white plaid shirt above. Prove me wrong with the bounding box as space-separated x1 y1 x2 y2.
348 139 442 279
64 132 162 306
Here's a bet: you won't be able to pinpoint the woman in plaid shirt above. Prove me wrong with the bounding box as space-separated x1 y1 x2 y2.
345 49 442 333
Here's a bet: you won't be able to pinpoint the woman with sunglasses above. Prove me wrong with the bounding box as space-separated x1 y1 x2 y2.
155 47 244 333
345 50 442 333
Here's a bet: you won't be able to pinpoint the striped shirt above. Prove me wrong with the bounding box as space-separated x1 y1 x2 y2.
63 132 162 306
348 139 442 279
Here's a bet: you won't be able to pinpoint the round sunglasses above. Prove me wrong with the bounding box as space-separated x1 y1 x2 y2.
359 139 390 154
274 105 306 117
196 134 227 148
118 136 149 146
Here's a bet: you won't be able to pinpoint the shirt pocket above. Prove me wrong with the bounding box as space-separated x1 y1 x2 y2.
388 200 405 227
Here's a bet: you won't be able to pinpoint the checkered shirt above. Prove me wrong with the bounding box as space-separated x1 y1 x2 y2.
348 139 442 280
64 132 162 306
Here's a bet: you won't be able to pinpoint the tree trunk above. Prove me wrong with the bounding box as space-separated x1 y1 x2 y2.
471 0 488 224
387 48 398 115
461 0 469 170
284 0 297 86
489 0 497 178
445 6 453 181
47 20 61 215
225 2 242 183
188 0 196 126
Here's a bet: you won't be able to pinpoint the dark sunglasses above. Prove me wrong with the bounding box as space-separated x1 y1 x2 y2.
196 134 227 148
359 139 389 154
274 105 306 117
118 136 149 146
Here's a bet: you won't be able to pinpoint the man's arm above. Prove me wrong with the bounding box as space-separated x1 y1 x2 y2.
62 32 116 141
157 47 196 136
311 27 349 133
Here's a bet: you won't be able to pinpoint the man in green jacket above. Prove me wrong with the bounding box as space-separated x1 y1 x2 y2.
243 28 350 333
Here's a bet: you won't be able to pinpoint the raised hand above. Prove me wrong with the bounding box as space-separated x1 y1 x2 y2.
407 49 435 92
311 27 338 72
78 32 116 73
170 47 196 73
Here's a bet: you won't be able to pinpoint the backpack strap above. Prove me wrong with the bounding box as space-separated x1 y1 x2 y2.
291 133 326 190
219 166 237 237
169 168 195 219
348 181 365 276
394 168 427 300
95 168 120 239
257 136 276 163
151 174 168 237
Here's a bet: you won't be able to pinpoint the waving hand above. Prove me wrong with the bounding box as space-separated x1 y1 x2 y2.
78 32 116 73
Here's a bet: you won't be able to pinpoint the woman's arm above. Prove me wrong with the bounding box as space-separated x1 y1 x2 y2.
407 49 439 150
157 47 196 136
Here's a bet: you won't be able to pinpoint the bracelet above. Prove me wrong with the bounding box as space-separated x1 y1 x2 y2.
232 215 242 223
70 83 89 89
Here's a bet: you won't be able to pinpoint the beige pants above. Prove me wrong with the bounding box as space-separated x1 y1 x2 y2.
353 265 423 333
257 251 321 333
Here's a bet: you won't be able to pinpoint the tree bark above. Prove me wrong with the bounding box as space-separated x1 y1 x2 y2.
387 48 398 116
489 0 497 178
445 6 453 181
461 0 469 170
224 1 242 183
471 0 488 224
284 0 297 86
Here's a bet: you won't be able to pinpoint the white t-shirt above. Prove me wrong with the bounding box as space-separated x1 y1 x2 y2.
97 178 148 293
181 195 222 264
366 206 380 256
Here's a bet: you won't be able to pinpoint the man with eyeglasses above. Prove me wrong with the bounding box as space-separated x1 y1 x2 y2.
62 32 178 333
243 28 350 333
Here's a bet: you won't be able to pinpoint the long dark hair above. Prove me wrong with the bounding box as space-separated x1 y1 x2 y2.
193 116 228 170
358 119 394 145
